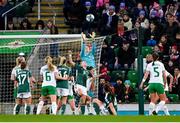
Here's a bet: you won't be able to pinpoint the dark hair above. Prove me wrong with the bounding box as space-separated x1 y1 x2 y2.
116 77 123 82
20 18 32 30
21 61 26 69
152 52 159 65
104 83 114 93
35 20 45 29
104 83 111 92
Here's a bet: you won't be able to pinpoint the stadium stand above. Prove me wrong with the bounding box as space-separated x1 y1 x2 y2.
0 0 180 109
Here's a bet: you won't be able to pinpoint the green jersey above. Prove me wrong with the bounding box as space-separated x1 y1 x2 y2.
75 64 89 87
56 65 70 89
15 69 32 93
104 93 116 107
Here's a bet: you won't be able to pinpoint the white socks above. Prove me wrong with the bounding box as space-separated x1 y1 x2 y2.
149 102 155 115
13 104 18 115
163 105 170 116
156 101 165 113
36 101 44 114
24 104 27 115
51 102 57 115
100 105 105 110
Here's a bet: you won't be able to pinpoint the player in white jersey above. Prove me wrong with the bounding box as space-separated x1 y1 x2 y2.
140 52 167 115
36 56 68 115
144 70 173 115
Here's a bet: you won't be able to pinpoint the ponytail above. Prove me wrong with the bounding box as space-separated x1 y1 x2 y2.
152 52 159 66
58 56 66 66
16 57 25 66
45 56 54 71
16 57 20 66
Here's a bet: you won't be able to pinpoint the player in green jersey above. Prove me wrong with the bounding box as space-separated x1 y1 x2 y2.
57 76 76 115
12 56 26 114
14 61 35 114
68 51 91 115
93 83 117 115
56 56 71 115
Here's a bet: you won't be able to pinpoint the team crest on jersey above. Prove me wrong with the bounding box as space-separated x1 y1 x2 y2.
7 40 25 49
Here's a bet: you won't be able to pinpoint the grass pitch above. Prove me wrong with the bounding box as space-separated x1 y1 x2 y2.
0 115 179 122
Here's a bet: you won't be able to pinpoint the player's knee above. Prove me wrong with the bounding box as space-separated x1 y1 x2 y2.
159 100 165 105
149 102 155 110
39 101 44 106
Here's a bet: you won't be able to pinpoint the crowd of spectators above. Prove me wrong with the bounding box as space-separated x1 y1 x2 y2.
0 0 179 103
63 0 180 103
0 0 35 30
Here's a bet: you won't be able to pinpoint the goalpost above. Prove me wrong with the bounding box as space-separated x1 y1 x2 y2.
0 32 105 114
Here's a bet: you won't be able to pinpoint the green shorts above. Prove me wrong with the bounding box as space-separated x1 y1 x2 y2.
41 86 56 96
149 83 164 95
68 95 74 100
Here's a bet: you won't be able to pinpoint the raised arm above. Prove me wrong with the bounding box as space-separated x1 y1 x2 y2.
80 42 86 58
91 41 96 56
68 50 75 67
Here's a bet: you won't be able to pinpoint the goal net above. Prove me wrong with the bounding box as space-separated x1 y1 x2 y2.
0 31 105 114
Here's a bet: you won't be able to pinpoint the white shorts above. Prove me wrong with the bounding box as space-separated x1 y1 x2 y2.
17 92 31 99
57 88 69 97
76 84 87 96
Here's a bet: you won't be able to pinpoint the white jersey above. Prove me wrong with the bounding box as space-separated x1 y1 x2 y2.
146 61 165 85
40 65 58 87
11 65 21 80
86 78 92 91
68 81 74 96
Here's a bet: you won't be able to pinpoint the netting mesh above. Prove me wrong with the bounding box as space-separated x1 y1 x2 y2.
0 32 104 114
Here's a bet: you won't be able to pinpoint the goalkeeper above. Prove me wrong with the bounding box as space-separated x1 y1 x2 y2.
81 31 96 68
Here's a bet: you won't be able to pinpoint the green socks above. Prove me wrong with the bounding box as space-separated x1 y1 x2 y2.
13 104 21 115
93 103 100 115
80 105 85 115
61 104 66 115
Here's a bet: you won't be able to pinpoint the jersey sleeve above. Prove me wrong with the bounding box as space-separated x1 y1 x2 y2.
161 63 165 71
146 64 151 72
29 71 32 77
40 67 43 75
11 68 15 76
80 42 85 58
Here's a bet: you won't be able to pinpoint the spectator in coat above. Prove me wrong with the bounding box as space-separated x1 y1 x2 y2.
114 77 125 103
122 12 133 31
163 13 179 44
115 40 135 69
136 10 149 29
169 45 179 66
82 1 97 33
100 5 118 36
124 80 135 103
101 40 115 71
149 2 164 22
